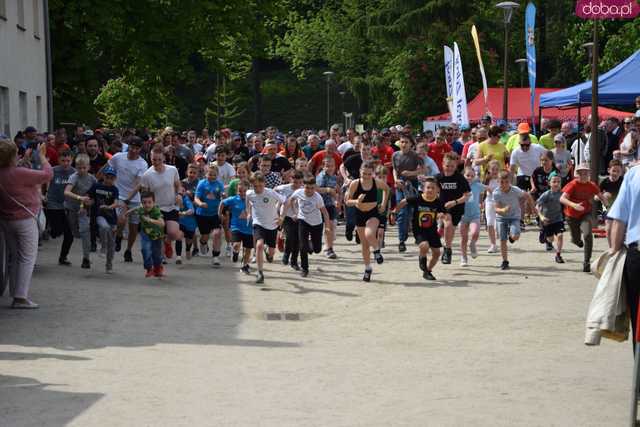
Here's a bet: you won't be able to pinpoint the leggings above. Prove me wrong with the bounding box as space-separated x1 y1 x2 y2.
567 216 593 263
298 220 323 272
66 209 91 260
282 216 299 265
96 216 116 267
624 246 640 351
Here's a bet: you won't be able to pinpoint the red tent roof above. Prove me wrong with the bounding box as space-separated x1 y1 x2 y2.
426 88 632 123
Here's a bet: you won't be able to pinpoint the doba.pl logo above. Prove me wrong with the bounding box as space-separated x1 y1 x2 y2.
576 0 640 19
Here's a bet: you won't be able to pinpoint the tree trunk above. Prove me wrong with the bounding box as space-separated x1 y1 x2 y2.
252 58 262 130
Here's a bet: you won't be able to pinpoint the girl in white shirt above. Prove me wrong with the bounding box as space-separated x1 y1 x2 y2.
483 160 501 253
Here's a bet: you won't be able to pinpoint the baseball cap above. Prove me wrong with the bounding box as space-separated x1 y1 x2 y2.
496 119 507 127
24 126 37 133
127 136 143 147
481 114 492 122
553 134 566 144
517 123 531 134
194 153 205 162
84 129 94 137
575 163 590 172
460 125 471 131
102 166 117 177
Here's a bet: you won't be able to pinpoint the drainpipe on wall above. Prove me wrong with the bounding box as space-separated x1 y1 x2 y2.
43 0 53 131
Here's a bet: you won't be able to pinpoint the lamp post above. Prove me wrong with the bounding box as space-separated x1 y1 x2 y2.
323 71 335 130
515 58 527 88
584 27 599 181
339 91 346 131
497 1 520 123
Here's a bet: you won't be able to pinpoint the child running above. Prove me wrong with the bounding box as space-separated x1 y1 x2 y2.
220 180 254 274
375 165 390 249
535 172 565 263
87 166 121 273
316 157 339 259
599 159 624 246
493 170 536 270
459 167 484 266
483 160 500 253
194 163 225 267
397 177 444 280
46 150 75 266
286 175 331 277
127 191 165 277
176 192 197 265
246 172 287 284
275 172 304 270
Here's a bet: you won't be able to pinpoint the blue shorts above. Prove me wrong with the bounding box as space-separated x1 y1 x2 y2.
496 218 521 241
460 214 481 224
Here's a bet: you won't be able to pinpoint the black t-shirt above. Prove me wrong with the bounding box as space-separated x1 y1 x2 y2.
88 183 119 225
343 154 363 179
600 176 623 198
531 166 558 198
272 155 292 173
233 146 251 162
436 172 470 214
174 145 194 179
409 194 444 235
342 148 359 162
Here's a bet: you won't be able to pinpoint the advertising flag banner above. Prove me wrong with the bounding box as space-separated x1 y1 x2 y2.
470 25 489 113
525 2 537 130
452 42 469 127
444 46 455 117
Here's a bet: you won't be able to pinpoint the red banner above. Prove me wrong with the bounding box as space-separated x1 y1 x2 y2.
576 0 640 19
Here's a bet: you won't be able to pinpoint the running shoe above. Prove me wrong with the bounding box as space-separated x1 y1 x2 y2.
232 252 239 263
256 271 265 284
200 241 209 255
115 236 122 252
58 258 71 266
545 241 554 252
500 260 510 270
11 299 39 309
81 258 91 269
470 242 478 258
164 241 173 259
423 270 436 281
301 269 309 278
555 254 565 264
419 257 427 272
145 269 155 278
265 250 274 263
290 262 300 271
282 253 290 265
124 249 133 263
345 228 354 241
325 248 337 259
486 244 498 254
225 244 232 258
583 262 591 273
211 256 221 268
441 248 452 264
154 265 165 277
241 264 251 275
363 268 372 282
373 249 384 264
176 256 182 265
460 256 469 267
398 242 407 253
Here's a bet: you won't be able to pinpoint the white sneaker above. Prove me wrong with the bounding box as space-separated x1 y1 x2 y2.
176 256 183 265
487 244 498 254
470 242 478 258
211 256 221 268
225 244 232 258
200 242 209 255
460 256 469 267
250 255 256 264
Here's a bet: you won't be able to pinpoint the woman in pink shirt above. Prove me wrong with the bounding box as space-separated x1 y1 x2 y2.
0 138 52 309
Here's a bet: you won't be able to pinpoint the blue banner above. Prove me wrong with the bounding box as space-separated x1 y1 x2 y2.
525 2 536 132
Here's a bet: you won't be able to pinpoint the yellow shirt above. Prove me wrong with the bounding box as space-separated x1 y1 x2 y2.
477 140 509 178
506 133 539 152
538 133 556 150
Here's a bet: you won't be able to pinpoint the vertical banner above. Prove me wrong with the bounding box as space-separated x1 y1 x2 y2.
525 2 537 131
470 25 489 114
444 46 455 118
452 42 469 127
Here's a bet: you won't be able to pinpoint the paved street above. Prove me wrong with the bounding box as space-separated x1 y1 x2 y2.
0 226 632 426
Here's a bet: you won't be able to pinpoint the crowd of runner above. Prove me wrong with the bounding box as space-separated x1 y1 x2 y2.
9 114 640 284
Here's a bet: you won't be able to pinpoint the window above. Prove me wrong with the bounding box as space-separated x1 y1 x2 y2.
17 0 25 30
19 91 27 130
0 0 7 20
36 96 42 130
33 0 40 38
0 87 9 136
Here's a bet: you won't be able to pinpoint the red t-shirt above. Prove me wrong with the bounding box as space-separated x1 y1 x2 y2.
309 151 342 175
372 145 395 186
428 142 452 171
562 180 600 219
461 140 475 160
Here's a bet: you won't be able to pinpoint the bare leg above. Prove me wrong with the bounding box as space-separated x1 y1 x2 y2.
459 222 469 258
428 248 441 271
357 227 370 266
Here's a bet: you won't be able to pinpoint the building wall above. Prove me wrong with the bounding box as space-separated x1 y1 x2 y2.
0 0 49 137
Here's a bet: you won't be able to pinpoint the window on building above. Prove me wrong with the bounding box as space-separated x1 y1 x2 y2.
19 91 27 130
0 0 7 20
36 96 42 130
33 0 40 38
17 0 25 30
0 87 9 136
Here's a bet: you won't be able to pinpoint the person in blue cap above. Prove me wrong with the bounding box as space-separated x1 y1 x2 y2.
88 166 123 274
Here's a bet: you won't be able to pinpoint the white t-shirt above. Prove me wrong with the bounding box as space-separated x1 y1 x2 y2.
510 144 547 176
108 152 148 203
214 161 236 186
246 188 286 230
275 183 298 218
141 165 180 212
619 132 636 165
337 141 354 156
291 189 324 226
467 142 481 175
189 143 203 155
205 144 218 163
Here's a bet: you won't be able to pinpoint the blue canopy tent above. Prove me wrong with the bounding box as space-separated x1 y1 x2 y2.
540 49 640 108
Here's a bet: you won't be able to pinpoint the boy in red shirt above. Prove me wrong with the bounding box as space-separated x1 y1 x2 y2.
560 163 605 273
428 135 452 171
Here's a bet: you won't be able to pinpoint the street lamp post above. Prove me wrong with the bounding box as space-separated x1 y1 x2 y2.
585 29 600 182
497 1 520 123
339 91 346 131
323 71 335 130
515 58 527 88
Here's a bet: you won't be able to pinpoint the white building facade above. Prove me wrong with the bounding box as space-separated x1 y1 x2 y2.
0 0 50 137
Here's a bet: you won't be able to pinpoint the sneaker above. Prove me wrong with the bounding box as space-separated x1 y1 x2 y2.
583 262 591 273
250 255 256 264
11 299 39 309
508 236 515 244
164 241 173 259
154 265 165 277
460 256 469 267
373 249 384 264
192 247 199 257
124 249 133 263
441 248 452 264
290 262 300 271
470 242 478 258
545 241 554 252
81 258 91 269
301 269 309 278
106 265 114 274
363 268 372 282
199 241 209 255
256 271 265 284
115 236 122 252
176 256 182 265
211 256 221 268
500 260 510 270
345 228 354 241
398 242 407 253
486 244 498 254
241 264 251 275
265 250 274 263
574 239 584 248
145 269 155 278
90 242 97 253
419 257 427 272
325 248 337 259
538 230 546 244
232 252 239 263
225 244 232 258
555 254 565 264
423 270 436 281
185 249 192 260
282 253 290 266
58 258 71 266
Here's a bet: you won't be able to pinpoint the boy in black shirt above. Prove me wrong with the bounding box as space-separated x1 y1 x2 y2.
600 159 624 245
88 166 122 273
398 177 445 281
435 152 471 264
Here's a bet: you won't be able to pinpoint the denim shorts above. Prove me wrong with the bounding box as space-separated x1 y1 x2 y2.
496 217 521 241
